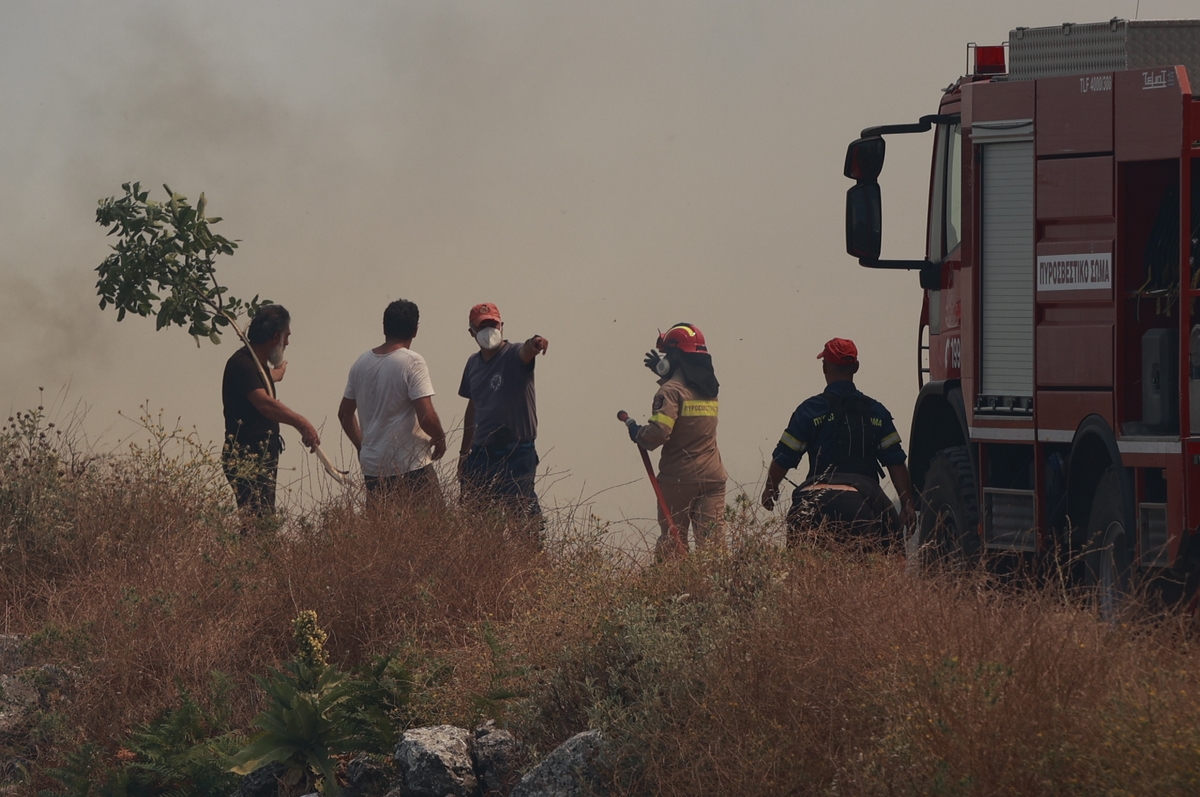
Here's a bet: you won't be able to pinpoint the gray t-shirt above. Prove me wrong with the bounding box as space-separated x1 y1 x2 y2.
458 341 537 446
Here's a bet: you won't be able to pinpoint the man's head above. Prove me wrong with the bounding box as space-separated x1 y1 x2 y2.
248 304 291 365
468 302 502 332
818 337 859 382
383 299 420 340
468 302 503 351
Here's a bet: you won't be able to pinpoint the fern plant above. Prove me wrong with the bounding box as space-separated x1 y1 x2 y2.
40 675 243 797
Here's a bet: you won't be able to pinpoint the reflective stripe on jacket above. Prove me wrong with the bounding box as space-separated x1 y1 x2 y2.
636 376 727 484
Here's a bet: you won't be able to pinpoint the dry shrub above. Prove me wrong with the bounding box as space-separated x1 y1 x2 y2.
1 409 541 763
7 406 1200 795
473 534 1200 796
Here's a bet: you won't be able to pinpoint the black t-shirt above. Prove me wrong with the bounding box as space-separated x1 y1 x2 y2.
457 342 537 446
222 347 280 451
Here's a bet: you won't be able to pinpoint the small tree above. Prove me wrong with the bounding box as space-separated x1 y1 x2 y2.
95 182 346 483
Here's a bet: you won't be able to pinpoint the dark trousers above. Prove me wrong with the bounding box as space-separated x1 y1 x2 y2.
786 473 899 548
460 441 541 519
222 443 279 518
364 464 444 511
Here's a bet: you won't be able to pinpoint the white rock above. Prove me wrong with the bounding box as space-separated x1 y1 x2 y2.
510 730 607 797
394 724 477 797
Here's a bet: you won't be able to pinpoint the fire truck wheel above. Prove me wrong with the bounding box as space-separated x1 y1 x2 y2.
916 446 982 566
1083 464 1134 619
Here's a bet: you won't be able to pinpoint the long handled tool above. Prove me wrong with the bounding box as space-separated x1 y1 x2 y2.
617 411 686 557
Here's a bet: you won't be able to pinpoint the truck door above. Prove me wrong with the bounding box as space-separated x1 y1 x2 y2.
926 122 963 383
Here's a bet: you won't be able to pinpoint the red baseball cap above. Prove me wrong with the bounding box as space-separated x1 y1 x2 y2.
469 302 502 327
817 337 858 365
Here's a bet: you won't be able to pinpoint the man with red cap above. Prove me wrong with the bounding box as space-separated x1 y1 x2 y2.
761 337 916 547
627 322 726 556
457 302 549 528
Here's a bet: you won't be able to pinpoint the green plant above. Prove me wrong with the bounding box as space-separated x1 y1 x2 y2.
40 674 243 797
230 611 411 795
338 653 415 754
0 392 85 560
94 182 256 345
229 657 356 795
471 621 529 720
40 743 102 797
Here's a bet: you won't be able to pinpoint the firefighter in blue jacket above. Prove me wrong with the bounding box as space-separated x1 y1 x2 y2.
761 337 916 546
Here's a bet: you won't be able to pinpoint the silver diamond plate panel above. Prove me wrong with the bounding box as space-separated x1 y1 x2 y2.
1008 21 1128 81
1128 20 1200 82
1006 18 1200 84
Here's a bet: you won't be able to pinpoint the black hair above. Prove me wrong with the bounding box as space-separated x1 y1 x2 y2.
825 360 860 378
247 304 290 345
383 299 420 340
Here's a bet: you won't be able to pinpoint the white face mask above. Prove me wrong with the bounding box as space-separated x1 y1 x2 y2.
476 327 503 351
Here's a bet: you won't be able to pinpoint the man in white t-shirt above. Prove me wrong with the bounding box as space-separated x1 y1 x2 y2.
338 299 447 507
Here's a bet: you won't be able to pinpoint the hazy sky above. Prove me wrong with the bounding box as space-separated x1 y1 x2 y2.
2 0 1195 532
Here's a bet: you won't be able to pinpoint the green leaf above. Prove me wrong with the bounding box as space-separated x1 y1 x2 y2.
229 733 298 775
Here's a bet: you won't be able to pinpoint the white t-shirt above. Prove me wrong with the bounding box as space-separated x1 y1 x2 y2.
344 347 436 477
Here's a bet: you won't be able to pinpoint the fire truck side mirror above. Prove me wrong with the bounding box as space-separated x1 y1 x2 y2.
919 262 942 291
845 182 882 261
844 137 885 181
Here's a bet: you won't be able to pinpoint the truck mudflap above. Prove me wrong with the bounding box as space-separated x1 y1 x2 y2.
1065 416 1128 545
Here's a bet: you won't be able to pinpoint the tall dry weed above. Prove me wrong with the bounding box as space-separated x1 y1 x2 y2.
2 404 542 765
6 402 1200 795
462 528 1200 795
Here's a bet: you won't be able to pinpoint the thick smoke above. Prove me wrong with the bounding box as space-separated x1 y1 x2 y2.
4 0 1195 523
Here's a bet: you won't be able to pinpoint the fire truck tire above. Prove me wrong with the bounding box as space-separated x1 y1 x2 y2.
916 446 982 565
1083 464 1134 618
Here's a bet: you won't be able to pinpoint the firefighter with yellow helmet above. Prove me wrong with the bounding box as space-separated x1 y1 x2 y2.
626 323 727 555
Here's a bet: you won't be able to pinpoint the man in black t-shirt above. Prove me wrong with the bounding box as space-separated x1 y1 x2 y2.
221 304 320 519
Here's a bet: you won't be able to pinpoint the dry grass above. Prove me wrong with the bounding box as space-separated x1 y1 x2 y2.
1 408 542 760
5 405 1200 795
461 529 1200 795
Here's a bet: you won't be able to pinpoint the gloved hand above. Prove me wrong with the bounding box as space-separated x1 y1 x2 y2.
626 421 642 442
643 351 663 373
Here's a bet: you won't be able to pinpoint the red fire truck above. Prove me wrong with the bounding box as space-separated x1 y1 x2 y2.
844 19 1200 608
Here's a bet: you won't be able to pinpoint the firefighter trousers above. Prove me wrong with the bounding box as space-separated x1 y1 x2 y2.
786 473 899 549
656 480 726 555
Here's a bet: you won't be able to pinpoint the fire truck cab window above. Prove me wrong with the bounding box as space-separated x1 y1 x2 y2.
946 124 962 254
927 123 963 263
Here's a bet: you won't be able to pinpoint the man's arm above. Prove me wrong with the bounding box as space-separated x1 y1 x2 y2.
460 400 476 453
271 360 288 383
887 462 917 529
763 405 812 510
247 389 320 451
519 335 549 364
413 396 447 461
761 460 790 510
337 397 362 452
457 400 475 479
